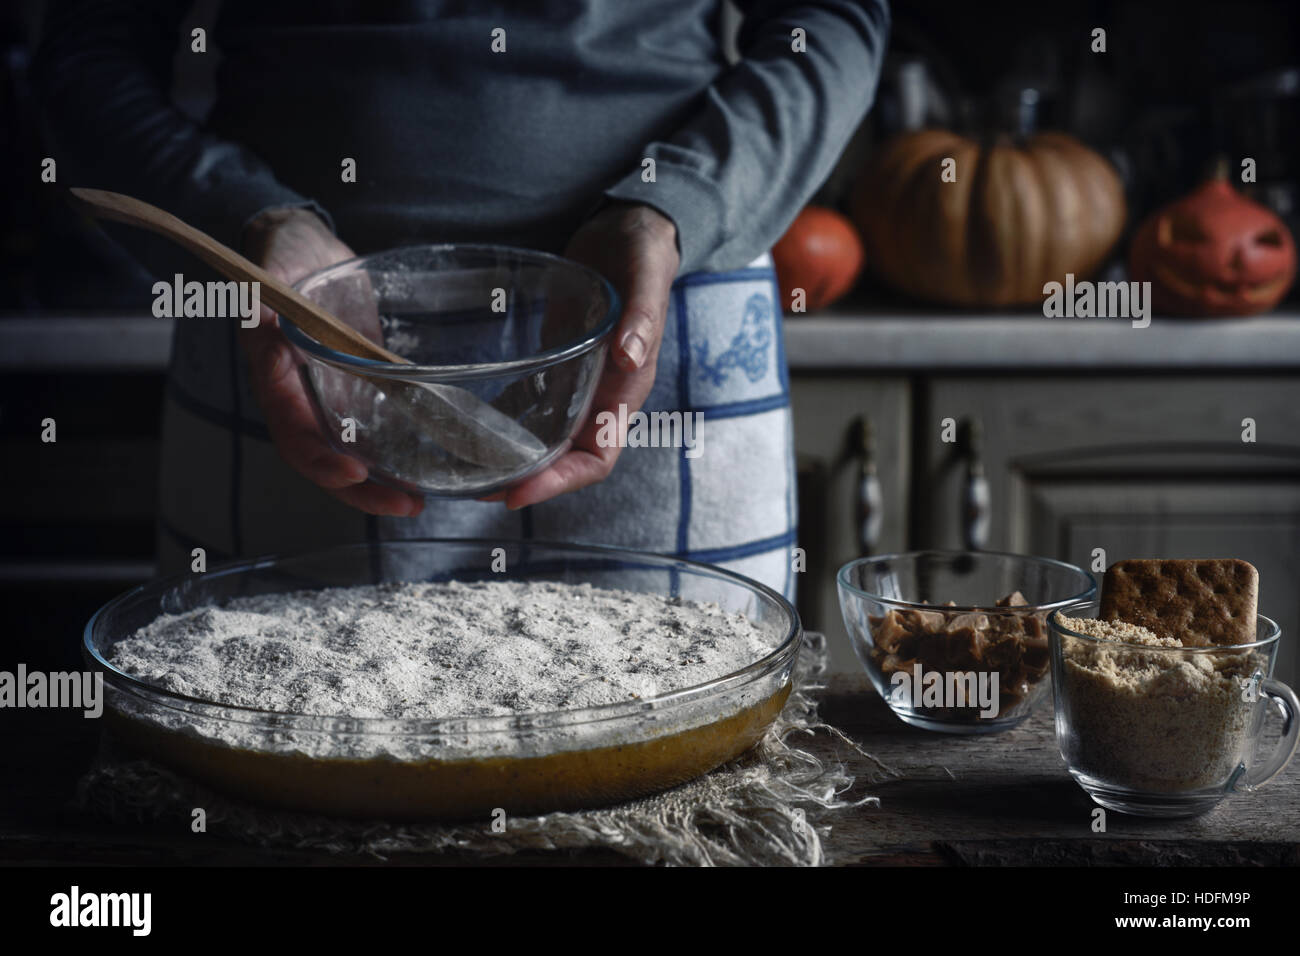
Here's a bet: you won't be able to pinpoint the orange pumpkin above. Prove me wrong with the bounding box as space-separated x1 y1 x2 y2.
771 206 864 313
851 130 1126 307
1129 172 1296 317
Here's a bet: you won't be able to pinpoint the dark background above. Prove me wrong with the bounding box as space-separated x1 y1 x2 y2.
4 0 1300 311
1 0 1297 659
1 0 1298 869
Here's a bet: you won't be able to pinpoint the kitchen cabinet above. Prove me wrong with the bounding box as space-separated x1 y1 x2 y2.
921 376 1300 688
0 369 163 673
792 371 1300 687
6 316 1300 688
790 376 910 673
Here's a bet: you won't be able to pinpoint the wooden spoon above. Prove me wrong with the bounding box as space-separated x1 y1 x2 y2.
69 188 547 471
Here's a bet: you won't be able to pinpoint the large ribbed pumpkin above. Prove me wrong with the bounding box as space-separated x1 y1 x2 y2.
851 130 1126 307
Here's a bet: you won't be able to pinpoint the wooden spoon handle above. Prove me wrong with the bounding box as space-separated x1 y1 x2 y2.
68 188 407 364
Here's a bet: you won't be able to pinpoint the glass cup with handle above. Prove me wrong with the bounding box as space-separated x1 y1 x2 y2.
1049 600 1298 817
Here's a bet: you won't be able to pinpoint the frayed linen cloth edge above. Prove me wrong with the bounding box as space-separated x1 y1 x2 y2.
74 632 888 866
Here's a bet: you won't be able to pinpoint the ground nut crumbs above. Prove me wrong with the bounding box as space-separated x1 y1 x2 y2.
1056 615 1262 793
1057 616 1179 647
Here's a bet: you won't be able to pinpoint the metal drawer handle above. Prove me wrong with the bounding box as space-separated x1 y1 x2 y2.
850 416 884 556
959 418 991 551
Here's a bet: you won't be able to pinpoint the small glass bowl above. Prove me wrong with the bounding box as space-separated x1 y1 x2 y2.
84 539 801 821
837 550 1096 733
280 244 619 498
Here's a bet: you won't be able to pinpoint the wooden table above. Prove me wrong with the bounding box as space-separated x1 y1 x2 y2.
812 676 1300 866
2 675 1296 866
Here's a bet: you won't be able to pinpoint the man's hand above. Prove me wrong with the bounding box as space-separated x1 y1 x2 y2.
239 207 424 517
500 202 680 510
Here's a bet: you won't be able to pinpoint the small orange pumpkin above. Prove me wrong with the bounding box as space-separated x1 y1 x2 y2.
1129 171 1296 317
771 206 864 313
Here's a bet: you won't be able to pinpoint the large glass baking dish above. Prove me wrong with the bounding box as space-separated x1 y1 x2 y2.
84 539 802 821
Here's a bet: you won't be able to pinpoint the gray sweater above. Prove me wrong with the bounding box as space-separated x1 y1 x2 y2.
35 0 888 274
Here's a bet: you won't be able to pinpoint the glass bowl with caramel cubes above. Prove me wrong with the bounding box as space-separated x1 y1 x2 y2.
837 551 1096 733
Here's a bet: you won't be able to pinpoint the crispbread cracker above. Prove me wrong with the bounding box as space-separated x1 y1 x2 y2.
1100 558 1258 647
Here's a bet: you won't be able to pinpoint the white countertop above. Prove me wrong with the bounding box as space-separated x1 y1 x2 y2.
783 310 1300 370
4 311 1300 372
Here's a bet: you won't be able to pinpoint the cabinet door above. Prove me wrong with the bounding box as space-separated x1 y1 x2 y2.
790 376 910 674
1025 481 1300 684
920 377 1300 686
1 372 162 673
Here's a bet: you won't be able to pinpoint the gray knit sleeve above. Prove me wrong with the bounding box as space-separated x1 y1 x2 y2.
603 0 889 274
32 0 329 256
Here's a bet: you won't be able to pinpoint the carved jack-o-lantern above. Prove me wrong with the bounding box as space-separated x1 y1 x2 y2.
1129 172 1296 317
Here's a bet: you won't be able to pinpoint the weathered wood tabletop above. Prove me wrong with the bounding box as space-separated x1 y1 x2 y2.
2 674 1296 866
811 675 1300 866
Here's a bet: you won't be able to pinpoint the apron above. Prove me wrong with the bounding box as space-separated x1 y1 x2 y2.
157 254 797 600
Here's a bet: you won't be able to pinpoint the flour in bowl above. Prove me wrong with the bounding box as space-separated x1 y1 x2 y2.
108 580 778 719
